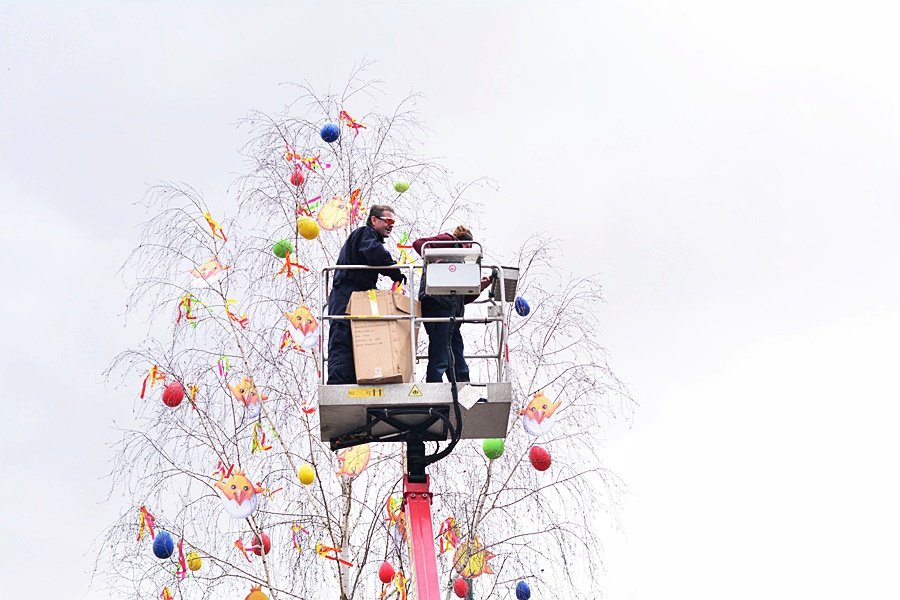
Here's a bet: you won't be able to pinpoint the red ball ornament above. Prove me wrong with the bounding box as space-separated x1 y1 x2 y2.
453 577 469 598
251 532 271 556
378 561 395 584
528 445 552 471
161 382 184 408
290 165 305 186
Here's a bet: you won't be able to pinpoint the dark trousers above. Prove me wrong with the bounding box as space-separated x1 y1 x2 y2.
423 298 469 383
327 286 356 385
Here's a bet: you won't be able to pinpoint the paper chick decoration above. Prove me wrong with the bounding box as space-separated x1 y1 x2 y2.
516 390 561 436
190 258 230 287
453 538 495 577
336 444 371 478
229 375 267 419
317 195 351 230
283 305 319 350
214 467 265 519
245 586 269 600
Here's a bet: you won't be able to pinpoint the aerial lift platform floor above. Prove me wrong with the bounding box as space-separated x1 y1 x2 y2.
317 382 511 450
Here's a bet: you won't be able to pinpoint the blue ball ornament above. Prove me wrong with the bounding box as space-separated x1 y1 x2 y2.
320 123 341 143
515 580 531 600
514 296 530 317
152 531 175 559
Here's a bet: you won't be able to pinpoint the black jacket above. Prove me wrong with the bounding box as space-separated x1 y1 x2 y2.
328 224 403 315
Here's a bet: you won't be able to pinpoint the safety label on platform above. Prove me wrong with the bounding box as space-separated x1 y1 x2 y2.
408 385 423 398
347 388 384 398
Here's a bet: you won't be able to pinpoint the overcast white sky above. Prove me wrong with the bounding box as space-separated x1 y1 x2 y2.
3 1 900 598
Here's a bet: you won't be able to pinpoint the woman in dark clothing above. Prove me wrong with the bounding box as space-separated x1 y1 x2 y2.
412 226 491 383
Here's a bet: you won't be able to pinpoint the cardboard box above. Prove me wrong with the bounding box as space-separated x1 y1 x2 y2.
349 290 420 384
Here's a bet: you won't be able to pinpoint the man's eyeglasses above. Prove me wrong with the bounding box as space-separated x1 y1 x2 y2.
374 215 396 226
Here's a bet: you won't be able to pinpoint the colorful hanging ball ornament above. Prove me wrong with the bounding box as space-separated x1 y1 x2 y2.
528 446 552 471
273 239 294 259
393 179 410 193
161 382 184 408
514 296 531 317
320 123 341 143
297 216 320 240
515 580 531 600
251 532 271 556
378 561 395 584
453 577 469 598
482 438 505 460
152 531 175 559
297 463 315 485
186 550 202 571
290 165 305 187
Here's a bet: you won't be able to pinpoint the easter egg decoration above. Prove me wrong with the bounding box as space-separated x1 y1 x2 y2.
153 531 175 559
378 561 395 584
320 123 341 143
161 382 184 408
298 463 316 485
528 446 552 471
482 438 505 460
514 296 530 316
515 580 532 600
290 165 305 186
273 239 294 259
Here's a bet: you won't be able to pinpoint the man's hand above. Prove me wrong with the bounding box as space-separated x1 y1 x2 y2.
480 276 493 291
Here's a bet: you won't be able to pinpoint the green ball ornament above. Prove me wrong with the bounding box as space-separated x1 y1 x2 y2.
393 179 410 193
273 239 294 259
482 438 505 460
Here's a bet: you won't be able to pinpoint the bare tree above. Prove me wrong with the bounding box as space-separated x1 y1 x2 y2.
97 65 633 600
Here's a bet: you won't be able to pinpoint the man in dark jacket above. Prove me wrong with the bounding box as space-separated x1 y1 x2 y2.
412 226 491 383
327 204 406 384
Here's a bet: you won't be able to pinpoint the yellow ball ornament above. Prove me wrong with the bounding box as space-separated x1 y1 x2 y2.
186 550 202 571
297 216 320 240
298 463 315 485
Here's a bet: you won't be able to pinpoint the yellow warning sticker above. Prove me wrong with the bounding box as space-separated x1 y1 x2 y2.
408 385 423 398
348 388 384 398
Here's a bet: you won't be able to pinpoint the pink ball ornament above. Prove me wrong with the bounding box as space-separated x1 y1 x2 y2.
251 532 271 556
290 165 305 186
378 561 395 584
453 577 469 598
528 446 552 471
162 382 184 408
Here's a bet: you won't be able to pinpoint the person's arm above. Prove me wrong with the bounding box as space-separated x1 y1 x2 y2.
411 233 455 257
463 276 494 304
358 229 405 282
